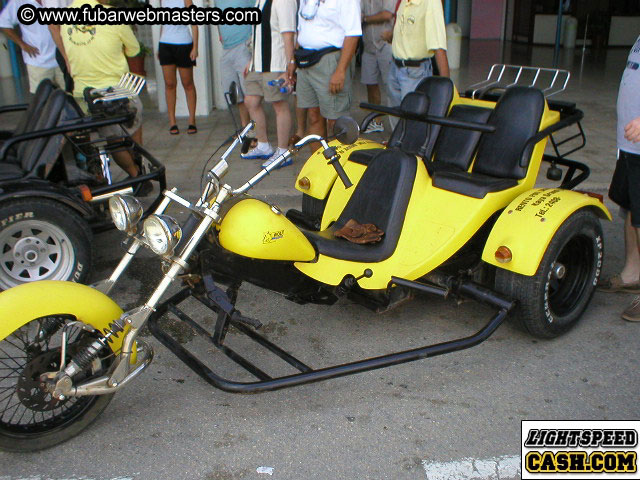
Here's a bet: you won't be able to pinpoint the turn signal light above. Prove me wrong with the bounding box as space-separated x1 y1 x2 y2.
78 184 92 202
298 176 311 190
495 246 513 263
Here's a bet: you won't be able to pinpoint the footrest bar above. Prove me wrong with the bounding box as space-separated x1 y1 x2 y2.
166 303 272 381
148 287 512 394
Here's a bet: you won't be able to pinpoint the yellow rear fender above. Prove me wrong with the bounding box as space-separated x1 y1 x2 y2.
295 138 384 200
482 189 611 276
0 281 125 354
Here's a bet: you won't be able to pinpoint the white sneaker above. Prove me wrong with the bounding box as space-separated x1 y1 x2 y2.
241 142 273 159
364 120 384 134
262 148 292 170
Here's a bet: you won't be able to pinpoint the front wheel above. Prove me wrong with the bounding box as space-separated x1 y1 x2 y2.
0 199 92 290
495 209 604 338
0 315 114 451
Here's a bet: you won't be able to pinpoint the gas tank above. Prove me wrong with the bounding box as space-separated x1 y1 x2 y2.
218 198 316 262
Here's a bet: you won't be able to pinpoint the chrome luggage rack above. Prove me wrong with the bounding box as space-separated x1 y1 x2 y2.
467 64 570 99
90 73 146 104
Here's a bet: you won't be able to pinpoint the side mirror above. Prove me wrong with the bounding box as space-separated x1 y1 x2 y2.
334 116 360 145
226 81 239 106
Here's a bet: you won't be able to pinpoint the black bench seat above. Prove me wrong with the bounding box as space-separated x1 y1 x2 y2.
303 149 417 263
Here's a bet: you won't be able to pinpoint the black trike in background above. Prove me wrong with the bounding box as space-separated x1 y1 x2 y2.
0 74 166 289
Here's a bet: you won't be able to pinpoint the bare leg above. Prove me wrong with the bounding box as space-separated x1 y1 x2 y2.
178 66 197 126
131 127 142 146
306 107 326 153
307 107 326 137
367 84 381 105
112 150 138 177
162 65 178 127
245 95 268 143
621 212 640 284
327 118 336 136
238 101 250 127
294 96 306 138
272 100 292 150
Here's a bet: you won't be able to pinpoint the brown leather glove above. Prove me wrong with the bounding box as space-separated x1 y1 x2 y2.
334 219 384 244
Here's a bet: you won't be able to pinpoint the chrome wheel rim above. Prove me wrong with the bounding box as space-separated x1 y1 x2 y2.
0 220 76 289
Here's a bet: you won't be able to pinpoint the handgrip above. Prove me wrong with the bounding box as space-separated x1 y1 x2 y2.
333 161 352 189
323 145 352 189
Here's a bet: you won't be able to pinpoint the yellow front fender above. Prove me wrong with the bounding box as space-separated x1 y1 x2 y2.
482 188 611 276
0 281 125 354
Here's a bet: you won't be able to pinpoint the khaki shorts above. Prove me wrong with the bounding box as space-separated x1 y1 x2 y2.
296 50 353 120
26 64 65 94
244 71 289 103
360 44 392 86
221 43 251 102
75 94 143 137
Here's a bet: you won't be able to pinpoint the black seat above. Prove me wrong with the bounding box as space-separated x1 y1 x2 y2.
0 90 69 181
426 104 493 175
303 149 417 263
432 86 545 199
1 79 57 161
13 79 58 138
350 76 454 165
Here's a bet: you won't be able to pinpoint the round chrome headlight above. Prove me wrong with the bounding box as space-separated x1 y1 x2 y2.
109 195 143 232
143 214 182 255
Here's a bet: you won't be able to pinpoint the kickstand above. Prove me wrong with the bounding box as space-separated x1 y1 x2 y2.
204 276 241 346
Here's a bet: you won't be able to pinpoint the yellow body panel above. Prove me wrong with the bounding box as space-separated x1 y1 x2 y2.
482 188 611 276
219 198 316 261
295 138 383 199
291 92 590 289
295 159 542 289
0 281 126 355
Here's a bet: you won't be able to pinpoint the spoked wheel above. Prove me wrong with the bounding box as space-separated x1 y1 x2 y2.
0 199 91 290
0 315 114 451
495 210 603 338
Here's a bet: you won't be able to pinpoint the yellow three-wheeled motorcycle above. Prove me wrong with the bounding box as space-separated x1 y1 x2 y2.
0 66 610 450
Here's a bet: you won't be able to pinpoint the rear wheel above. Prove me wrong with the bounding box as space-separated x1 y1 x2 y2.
0 199 92 290
495 210 603 338
0 315 114 451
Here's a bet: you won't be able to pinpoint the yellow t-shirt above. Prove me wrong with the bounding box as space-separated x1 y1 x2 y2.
392 0 447 61
62 0 140 97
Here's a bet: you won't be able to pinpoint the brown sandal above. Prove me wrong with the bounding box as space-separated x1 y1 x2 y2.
288 134 302 147
597 274 640 293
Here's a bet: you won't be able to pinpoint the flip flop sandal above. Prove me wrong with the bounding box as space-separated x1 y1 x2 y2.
169 125 179 135
597 274 640 293
187 124 198 135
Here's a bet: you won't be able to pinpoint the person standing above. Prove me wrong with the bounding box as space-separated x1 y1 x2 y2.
158 0 198 135
0 0 65 93
598 35 640 322
62 0 144 179
360 0 395 134
215 0 253 128
240 0 297 169
387 0 449 113
287 0 361 138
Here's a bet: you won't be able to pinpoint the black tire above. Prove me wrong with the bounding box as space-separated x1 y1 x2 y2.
0 315 114 451
0 199 92 290
301 194 326 227
494 209 603 339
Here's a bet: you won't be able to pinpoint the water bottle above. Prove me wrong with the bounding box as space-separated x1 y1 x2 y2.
267 78 286 87
279 85 293 94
